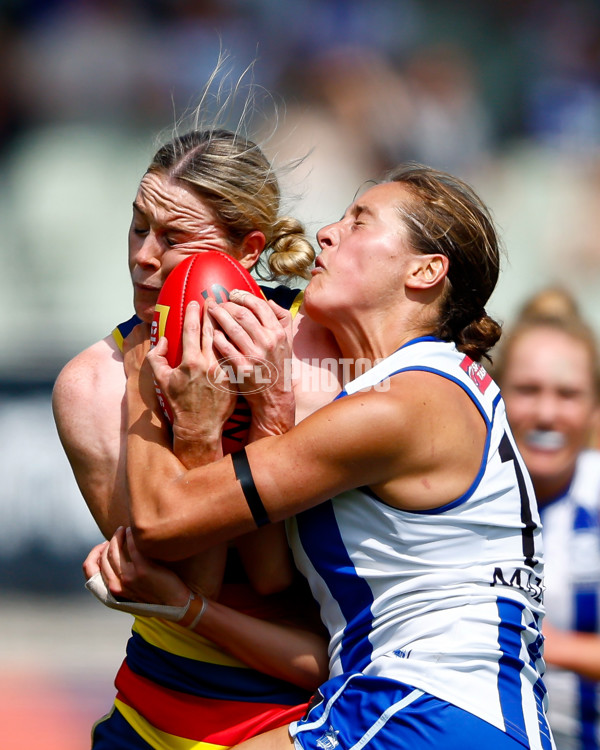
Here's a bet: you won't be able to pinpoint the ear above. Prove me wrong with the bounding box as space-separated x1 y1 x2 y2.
237 231 266 269
405 254 449 290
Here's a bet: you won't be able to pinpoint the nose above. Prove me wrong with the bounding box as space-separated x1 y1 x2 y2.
132 233 162 269
534 393 560 428
317 221 337 250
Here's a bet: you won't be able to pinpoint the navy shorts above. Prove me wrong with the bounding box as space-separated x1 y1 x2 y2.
289 674 533 750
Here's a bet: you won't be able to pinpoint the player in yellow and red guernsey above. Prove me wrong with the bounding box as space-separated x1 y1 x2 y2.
53 124 340 749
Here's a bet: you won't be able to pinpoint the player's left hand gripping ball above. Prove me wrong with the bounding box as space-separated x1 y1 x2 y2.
151 251 264 454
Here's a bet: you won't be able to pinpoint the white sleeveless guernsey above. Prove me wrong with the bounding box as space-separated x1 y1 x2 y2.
540 450 600 750
287 336 551 750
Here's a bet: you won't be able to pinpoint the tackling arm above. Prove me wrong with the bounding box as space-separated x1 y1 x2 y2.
127 355 488 561
127 368 407 560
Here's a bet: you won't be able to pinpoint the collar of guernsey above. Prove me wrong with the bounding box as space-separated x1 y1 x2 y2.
111 286 304 352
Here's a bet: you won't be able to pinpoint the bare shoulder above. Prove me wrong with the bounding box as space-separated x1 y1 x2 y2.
360 369 488 510
304 368 485 503
53 335 125 410
52 334 126 438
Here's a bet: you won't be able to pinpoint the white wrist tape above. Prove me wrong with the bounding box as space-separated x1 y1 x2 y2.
85 571 192 621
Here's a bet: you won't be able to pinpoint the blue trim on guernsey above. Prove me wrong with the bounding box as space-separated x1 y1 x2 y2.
125 632 308 705
295 504 375 674
335 335 441 400
493 391 503 410
496 598 530 744
384 366 491 427
574 505 598 532
495 597 552 750
527 612 553 750
399 334 440 347
349 362 494 516
576 587 599 750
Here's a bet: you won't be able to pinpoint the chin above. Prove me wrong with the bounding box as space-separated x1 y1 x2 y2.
133 294 158 323
303 282 331 322
527 454 575 490
133 304 154 324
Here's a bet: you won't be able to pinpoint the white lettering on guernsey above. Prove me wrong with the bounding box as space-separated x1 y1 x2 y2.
490 567 544 603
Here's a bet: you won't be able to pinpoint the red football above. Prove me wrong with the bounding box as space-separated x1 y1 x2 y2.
150 251 264 454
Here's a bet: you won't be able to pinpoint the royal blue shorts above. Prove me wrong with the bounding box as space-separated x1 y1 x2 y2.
290 674 532 750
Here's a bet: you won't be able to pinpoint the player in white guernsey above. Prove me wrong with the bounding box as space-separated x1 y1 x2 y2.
498 289 600 750
90 165 554 749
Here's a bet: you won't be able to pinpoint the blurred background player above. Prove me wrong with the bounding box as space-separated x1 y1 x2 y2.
496 287 600 750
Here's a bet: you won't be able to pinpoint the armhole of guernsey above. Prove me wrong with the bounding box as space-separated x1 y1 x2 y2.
112 315 142 353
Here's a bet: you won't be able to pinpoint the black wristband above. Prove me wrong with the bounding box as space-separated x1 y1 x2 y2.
231 448 270 528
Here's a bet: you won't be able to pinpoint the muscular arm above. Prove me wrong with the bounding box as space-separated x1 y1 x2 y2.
52 326 227 598
53 336 129 538
127 364 486 560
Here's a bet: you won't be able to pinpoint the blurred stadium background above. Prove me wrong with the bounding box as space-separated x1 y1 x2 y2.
1 0 599 747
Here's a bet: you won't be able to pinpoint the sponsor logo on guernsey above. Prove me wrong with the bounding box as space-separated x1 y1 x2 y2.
490 566 544 603
460 355 492 393
316 726 340 749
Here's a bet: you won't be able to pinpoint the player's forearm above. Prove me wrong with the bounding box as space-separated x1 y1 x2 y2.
191 597 329 691
126 373 190 539
78 470 130 540
126 368 228 552
544 624 600 680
